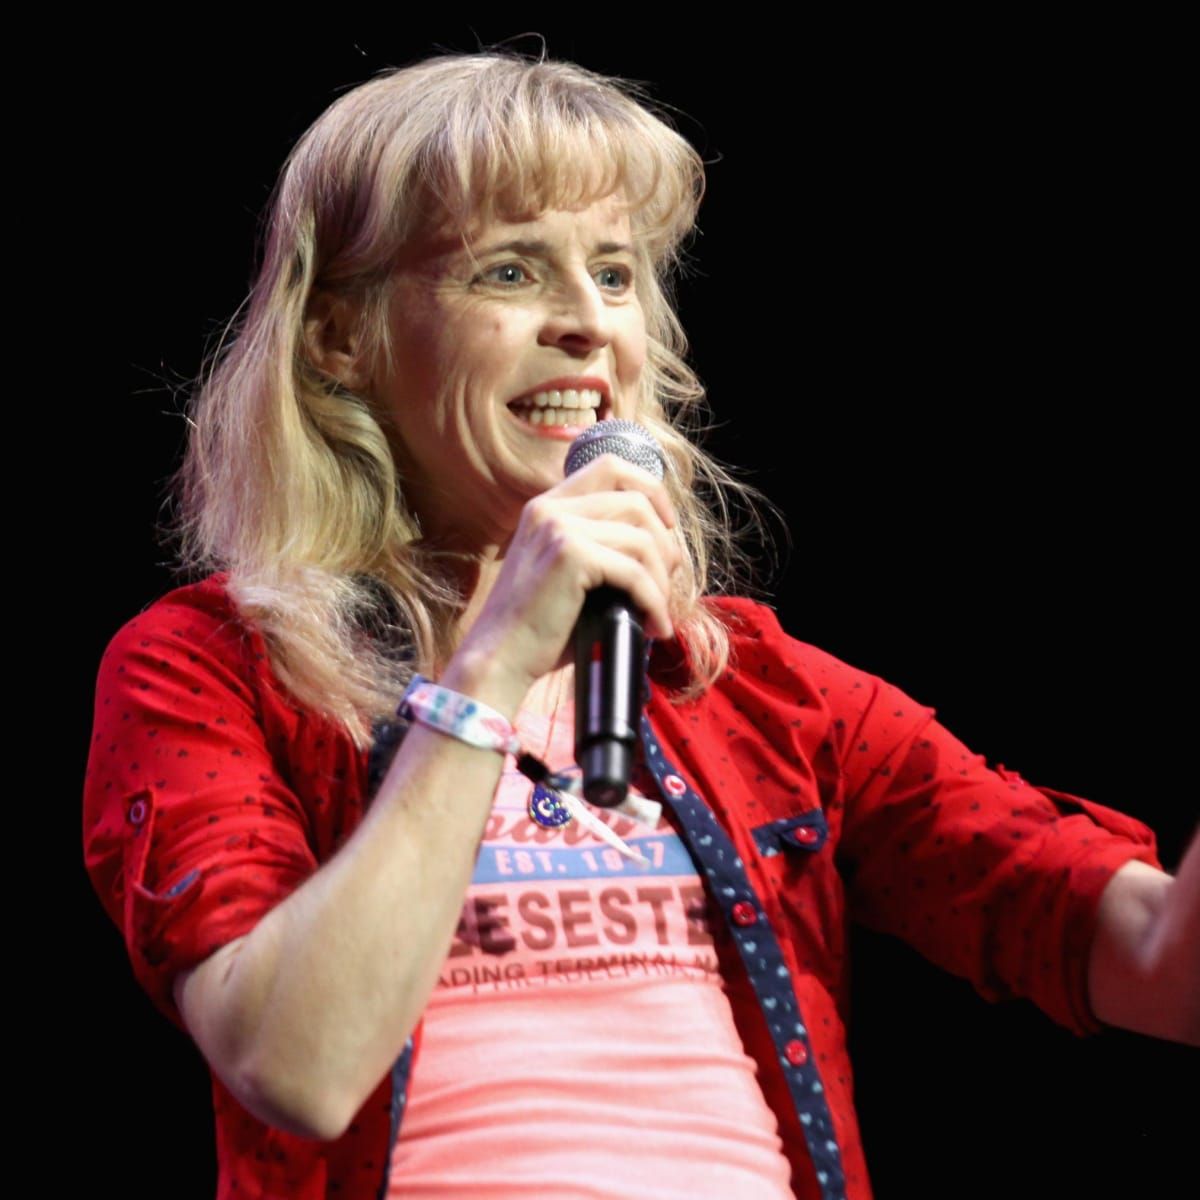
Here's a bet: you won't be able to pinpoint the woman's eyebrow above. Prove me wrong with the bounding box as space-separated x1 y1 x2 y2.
471 238 635 257
472 238 548 257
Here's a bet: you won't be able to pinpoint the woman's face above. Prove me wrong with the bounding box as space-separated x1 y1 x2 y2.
376 193 648 545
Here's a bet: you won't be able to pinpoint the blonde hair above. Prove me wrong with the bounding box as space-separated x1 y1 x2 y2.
177 50 762 747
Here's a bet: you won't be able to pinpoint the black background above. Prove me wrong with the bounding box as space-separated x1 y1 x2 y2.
72 23 1193 1198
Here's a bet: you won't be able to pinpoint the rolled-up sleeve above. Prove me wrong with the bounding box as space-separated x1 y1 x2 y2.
832 669 1162 1037
82 589 321 1030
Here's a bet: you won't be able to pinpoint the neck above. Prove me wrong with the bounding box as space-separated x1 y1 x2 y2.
520 661 575 718
432 533 513 646
419 524 526 678
422 530 576 712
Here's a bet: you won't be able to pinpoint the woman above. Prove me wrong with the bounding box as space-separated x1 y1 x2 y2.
84 51 1197 1199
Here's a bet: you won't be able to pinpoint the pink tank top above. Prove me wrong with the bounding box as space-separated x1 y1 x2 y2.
387 698 793 1197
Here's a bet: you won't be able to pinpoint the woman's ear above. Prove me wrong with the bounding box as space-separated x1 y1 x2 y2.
304 291 369 390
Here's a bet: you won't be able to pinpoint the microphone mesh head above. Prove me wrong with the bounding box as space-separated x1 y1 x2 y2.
564 419 666 481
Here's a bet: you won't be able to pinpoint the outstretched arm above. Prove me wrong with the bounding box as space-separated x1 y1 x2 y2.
1088 827 1200 1045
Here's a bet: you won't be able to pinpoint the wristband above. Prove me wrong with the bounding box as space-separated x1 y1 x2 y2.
398 674 656 865
399 675 521 756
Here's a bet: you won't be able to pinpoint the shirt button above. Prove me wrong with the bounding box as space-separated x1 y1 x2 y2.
732 901 758 926
791 825 819 845
784 1039 808 1066
662 773 687 797
128 798 148 827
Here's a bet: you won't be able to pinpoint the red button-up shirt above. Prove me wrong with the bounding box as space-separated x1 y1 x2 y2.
83 576 1160 1198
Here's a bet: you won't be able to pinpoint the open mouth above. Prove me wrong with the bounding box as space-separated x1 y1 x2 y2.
507 387 610 428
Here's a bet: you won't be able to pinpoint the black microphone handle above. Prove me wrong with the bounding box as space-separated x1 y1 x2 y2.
565 420 666 808
573 584 645 808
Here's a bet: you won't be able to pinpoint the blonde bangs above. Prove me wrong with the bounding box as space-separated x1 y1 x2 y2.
415 70 698 265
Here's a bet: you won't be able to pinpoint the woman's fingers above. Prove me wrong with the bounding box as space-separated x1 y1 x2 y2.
558 518 676 635
456 458 684 688
519 496 679 606
552 453 677 530
519 514 673 637
540 491 683 576
581 541 676 640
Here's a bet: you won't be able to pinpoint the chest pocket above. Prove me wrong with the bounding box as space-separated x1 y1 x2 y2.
751 809 829 858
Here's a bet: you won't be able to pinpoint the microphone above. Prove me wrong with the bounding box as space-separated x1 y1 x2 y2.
565 420 667 808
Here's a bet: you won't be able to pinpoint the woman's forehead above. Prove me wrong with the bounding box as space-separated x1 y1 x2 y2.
477 194 632 238
416 193 636 261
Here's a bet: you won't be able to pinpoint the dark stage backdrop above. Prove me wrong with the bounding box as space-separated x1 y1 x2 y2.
76 26 1192 1199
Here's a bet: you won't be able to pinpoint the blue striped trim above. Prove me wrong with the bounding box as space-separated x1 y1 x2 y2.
368 718 416 1193
751 810 830 858
368 716 407 796
639 713 846 1200
374 1037 415 1200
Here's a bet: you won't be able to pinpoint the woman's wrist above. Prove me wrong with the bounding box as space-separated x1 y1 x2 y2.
439 644 531 721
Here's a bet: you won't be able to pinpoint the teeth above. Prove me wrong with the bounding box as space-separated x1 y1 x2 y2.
522 388 603 410
510 386 605 429
519 406 598 428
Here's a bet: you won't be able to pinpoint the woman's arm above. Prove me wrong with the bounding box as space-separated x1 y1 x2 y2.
174 646 525 1141
1087 829 1200 1046
173 455 683 1141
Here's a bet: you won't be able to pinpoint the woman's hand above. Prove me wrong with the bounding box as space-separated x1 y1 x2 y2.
1088 829 1200 1045
453 453 683 699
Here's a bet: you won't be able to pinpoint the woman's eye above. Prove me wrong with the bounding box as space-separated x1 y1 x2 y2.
595 266 631 290
482 263 527 286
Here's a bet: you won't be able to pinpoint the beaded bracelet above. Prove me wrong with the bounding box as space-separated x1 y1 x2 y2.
399 675 656 865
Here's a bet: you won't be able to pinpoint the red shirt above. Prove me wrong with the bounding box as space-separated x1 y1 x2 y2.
83 575 1160 1198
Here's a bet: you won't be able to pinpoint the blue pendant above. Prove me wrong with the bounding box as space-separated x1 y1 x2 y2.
528 784 572 828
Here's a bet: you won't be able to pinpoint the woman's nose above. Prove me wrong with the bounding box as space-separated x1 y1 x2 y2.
538 276 611 354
